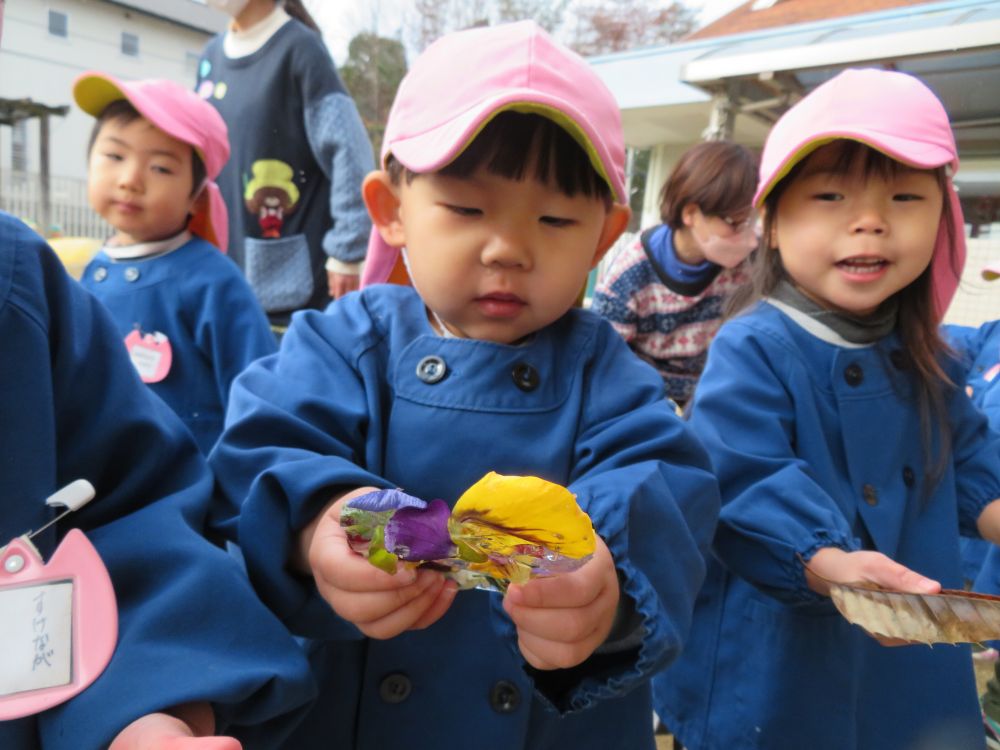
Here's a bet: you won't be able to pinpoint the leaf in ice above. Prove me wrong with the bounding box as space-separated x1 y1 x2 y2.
446 472 596 591
829 582 1000 644
384 498 456 562
341 488 426 558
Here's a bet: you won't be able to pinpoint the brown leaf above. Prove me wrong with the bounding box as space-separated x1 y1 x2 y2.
829 582 1000 644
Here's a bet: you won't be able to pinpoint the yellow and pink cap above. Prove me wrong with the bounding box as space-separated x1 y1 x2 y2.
73 72 231 252
360 21 627 287
755 68 965 318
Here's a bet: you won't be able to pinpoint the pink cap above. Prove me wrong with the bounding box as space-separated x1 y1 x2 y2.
754 68 965 319
362 21 626 287
73 72 231 252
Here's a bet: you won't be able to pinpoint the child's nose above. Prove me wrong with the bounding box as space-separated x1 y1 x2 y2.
849 206 888 235
117 163 143 191
481 231 532 269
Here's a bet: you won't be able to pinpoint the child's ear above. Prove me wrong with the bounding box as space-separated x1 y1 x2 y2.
190 184 208 215
590 203 631 269
362 171 405 248
761 206 777 249
681 203 699 228
186 186 209 238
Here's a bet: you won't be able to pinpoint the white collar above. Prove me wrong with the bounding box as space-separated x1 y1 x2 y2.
223 5 291 58
104 230 191 261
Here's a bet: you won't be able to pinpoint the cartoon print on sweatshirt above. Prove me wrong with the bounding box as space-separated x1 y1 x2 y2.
244 159 300 239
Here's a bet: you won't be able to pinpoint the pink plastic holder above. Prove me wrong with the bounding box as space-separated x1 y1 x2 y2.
0 529 118 719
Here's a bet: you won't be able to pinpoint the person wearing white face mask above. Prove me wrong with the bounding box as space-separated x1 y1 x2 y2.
196 0 374 333
592 141 758 408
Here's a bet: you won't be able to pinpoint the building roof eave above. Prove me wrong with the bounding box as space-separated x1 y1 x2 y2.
102 0 228 35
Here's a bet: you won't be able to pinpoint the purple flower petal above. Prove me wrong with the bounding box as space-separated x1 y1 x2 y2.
384 498 455 561
347 488 426 513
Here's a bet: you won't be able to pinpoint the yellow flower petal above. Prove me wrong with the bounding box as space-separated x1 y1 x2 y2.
451 472 595 559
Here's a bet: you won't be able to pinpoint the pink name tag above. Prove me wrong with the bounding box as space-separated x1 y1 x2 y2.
985 363 1000 383
124 329 173 383
0 530 117 719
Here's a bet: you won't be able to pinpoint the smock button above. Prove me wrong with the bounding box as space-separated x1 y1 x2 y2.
902 466 916 487
889 350 908 370
511 363 539 392
124 267 141 282
416 355 447 384
379 673 412 704
862 483 879 506
489 680 521 714
92 267 108 282
844 363 864 387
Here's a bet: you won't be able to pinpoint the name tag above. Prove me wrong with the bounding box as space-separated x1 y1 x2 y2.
0 531 117 719
124 329 173 383
0 580 74 697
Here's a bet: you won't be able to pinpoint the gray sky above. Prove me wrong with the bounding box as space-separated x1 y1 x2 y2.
304 0 747 64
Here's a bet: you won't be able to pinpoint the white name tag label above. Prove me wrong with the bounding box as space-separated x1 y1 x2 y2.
0 581 74 697
129 345 164 380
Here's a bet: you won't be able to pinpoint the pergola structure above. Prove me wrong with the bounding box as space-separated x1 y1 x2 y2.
591 0 1000 226
0 97 70 236
686 2 1000 158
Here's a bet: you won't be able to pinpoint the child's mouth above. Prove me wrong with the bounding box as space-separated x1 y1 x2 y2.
837 257 887 275
476 293 526 318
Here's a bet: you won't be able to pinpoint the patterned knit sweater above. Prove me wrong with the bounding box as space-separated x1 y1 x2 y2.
591 226 749 402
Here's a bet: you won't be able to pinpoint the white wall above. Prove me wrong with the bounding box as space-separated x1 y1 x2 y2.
0 0 215 180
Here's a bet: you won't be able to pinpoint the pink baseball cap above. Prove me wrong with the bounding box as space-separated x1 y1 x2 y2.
73 72 231 252
754 68 965 318
361 20 626 287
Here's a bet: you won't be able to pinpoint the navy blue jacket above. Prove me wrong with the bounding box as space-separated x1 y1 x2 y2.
81 235 276 454
211 285 720 750
0 213 312 749
655 301 1000 750
947 321 1000 599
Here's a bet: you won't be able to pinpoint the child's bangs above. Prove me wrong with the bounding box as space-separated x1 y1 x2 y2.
438 111 611 203
818 139 943 184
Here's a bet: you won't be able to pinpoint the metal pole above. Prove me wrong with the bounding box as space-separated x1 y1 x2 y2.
39 113 51 238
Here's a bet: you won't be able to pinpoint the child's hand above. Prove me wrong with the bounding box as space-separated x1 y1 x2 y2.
327 270 360 299
502 535 620 670
300 488 458 639
109 702 240 749
805 547 941 646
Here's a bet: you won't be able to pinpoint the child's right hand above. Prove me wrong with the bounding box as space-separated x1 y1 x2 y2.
297 488 458 639
805 547 941 646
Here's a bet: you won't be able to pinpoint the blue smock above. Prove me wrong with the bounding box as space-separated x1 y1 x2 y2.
945 322 1000 586
945 321 1000 411
81 236 276 454
0 213 313 749
947 322 1000 599
211 284 720 750
654 301 1000 750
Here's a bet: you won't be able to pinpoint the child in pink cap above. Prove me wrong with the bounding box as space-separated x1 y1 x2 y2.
74 72 276 455
210 20 720 750
654 68 1000 750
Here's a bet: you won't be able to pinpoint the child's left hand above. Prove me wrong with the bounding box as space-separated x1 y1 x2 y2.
109 702 241 750
502 535 619 670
